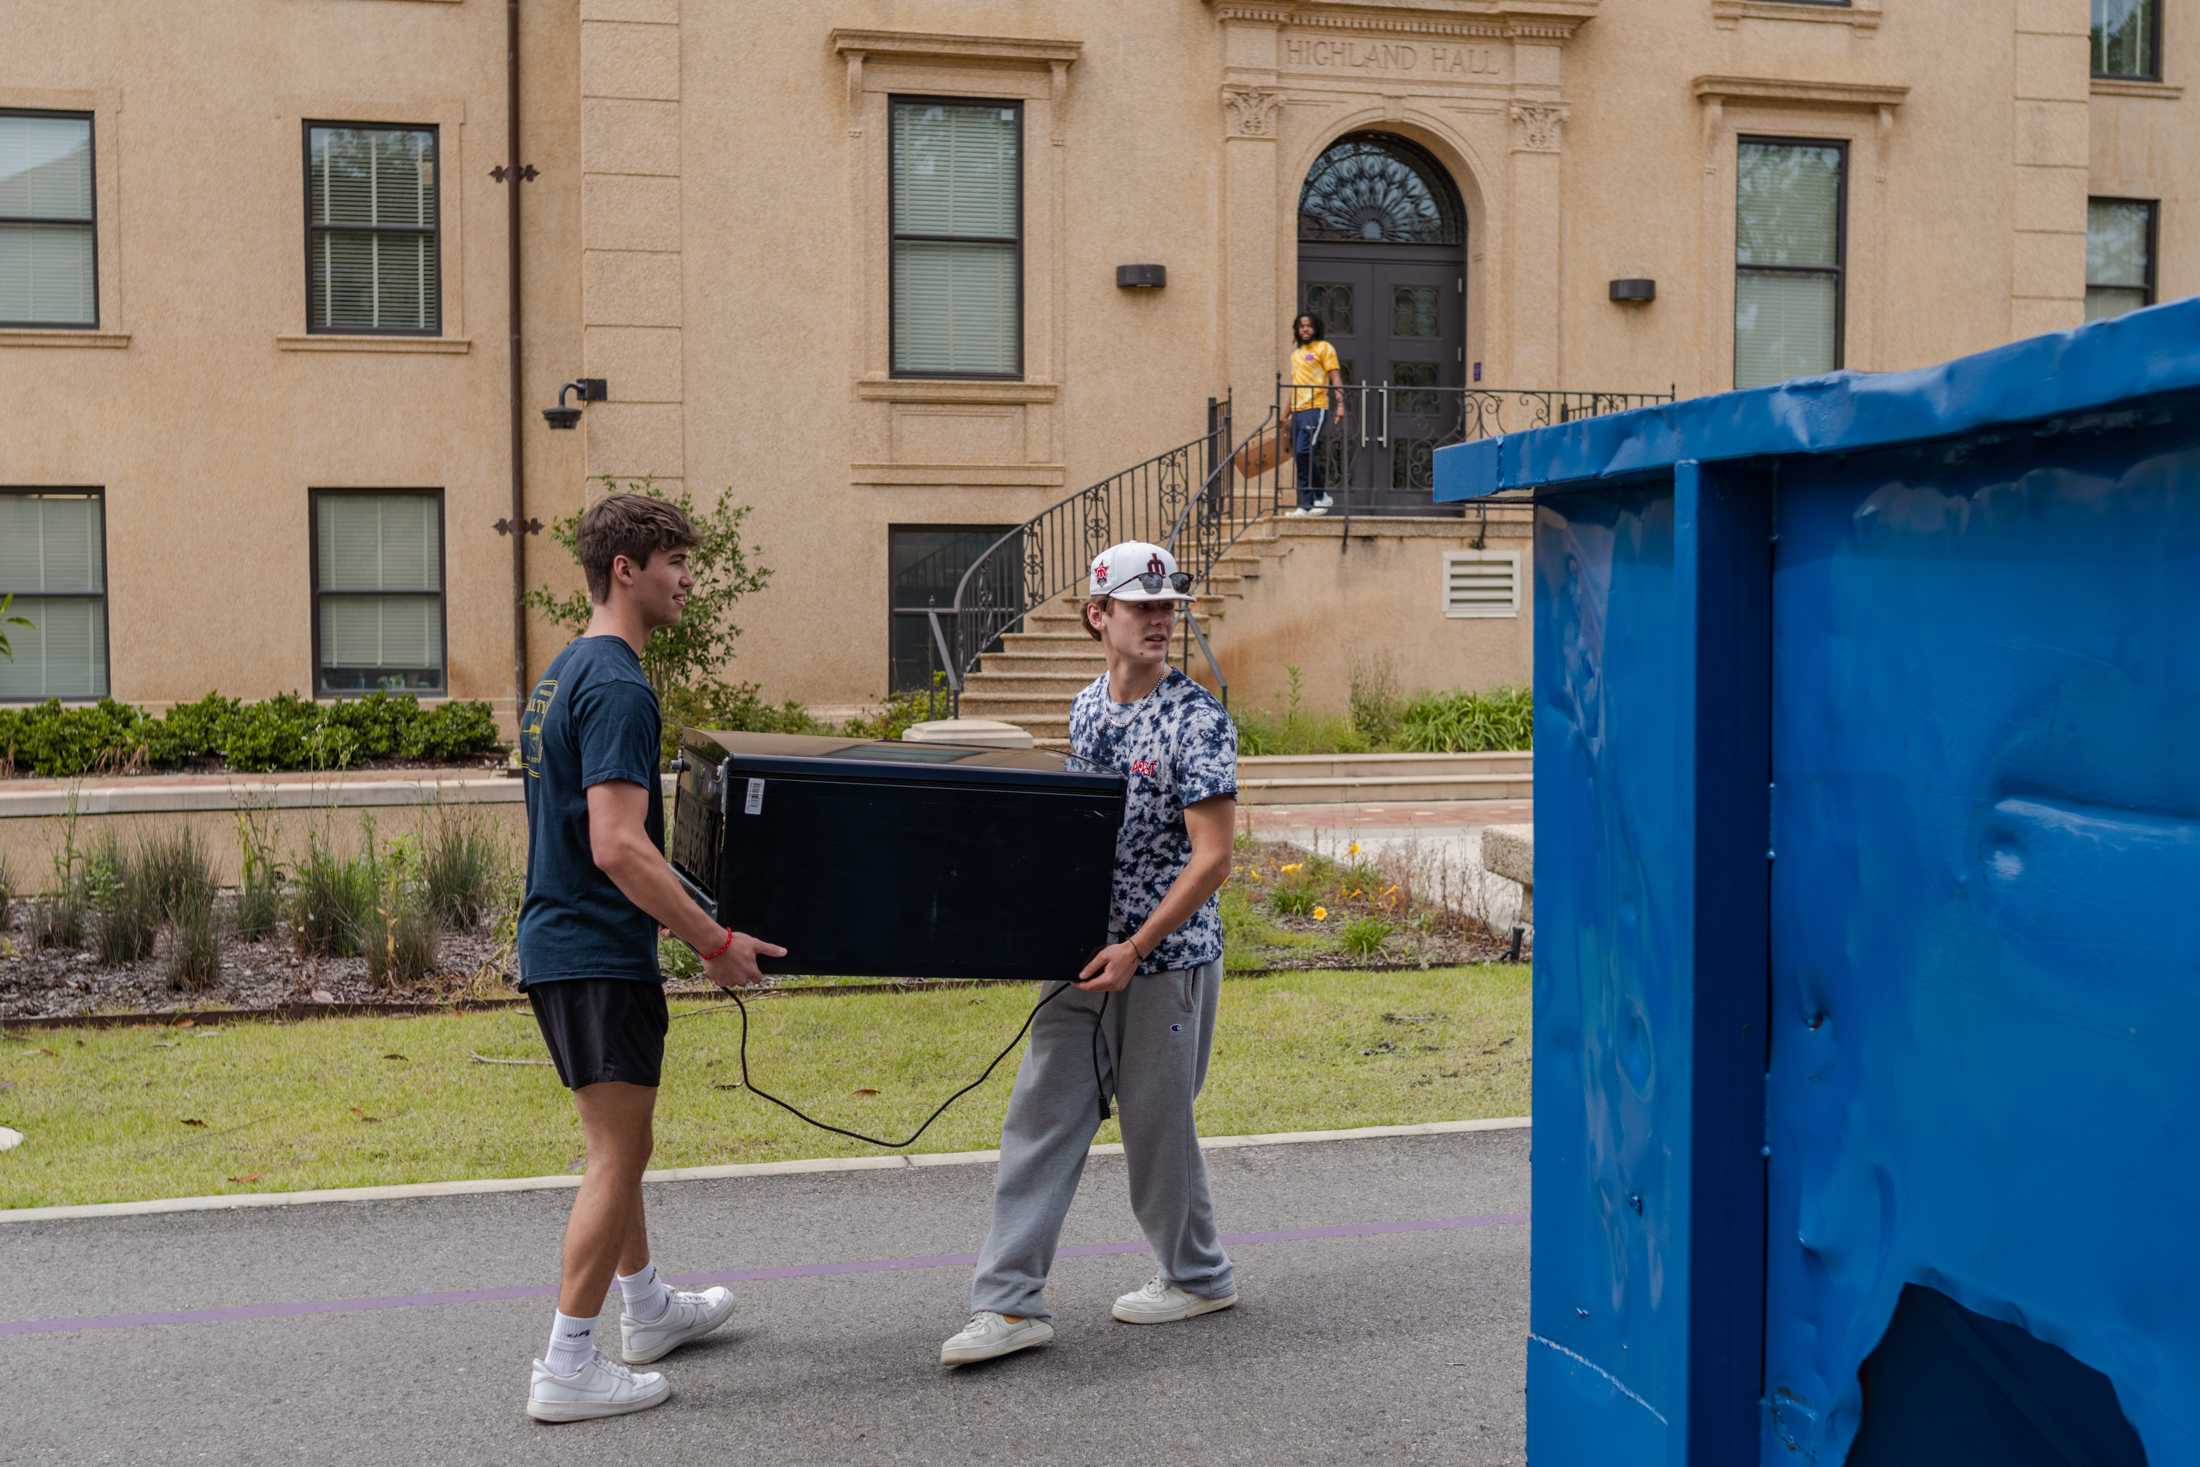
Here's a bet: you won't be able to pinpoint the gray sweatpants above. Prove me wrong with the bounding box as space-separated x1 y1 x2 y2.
968 960 1233 1322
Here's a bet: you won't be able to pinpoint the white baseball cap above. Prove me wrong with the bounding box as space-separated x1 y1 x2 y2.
1089 541 1193 602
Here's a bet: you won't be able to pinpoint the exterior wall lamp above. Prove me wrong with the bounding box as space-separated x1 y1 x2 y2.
543 377 608 429
1116 264 1166 289
1609 278 1656 304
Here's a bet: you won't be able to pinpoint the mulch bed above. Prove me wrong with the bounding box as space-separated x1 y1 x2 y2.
0 896 515 1023
2 835 1525 1025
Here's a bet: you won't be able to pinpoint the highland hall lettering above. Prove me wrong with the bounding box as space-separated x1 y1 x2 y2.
1283 36 1503 76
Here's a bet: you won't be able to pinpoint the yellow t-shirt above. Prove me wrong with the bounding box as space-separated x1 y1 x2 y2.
1289 340 1341 413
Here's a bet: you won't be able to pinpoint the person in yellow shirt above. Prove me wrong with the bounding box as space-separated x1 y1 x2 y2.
1287 313 1345 515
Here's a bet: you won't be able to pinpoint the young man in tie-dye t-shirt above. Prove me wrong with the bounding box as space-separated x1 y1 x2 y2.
942 540 1240 1368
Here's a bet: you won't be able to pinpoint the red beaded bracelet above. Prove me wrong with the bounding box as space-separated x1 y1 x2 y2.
699 927 735 961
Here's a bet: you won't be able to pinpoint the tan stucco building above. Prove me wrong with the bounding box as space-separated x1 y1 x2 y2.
3 0 2193 728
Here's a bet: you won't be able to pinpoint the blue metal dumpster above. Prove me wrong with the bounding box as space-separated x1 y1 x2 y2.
1435 299 2200 1467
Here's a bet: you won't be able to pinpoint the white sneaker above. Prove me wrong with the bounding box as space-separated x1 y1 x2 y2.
1313 494 1335 510
1286 507 1311 517
1112 1276 1238 1325
526 1352 671 1423
939 1310 1055 1367
622 1284 737 1364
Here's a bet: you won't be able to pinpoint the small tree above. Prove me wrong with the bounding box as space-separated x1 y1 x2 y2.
0 594 30 662
525 480 773 695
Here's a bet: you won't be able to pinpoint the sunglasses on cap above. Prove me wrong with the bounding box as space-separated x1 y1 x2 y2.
1109 571 1193 596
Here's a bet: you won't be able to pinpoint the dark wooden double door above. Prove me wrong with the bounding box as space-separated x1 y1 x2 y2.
1298 244 1466 513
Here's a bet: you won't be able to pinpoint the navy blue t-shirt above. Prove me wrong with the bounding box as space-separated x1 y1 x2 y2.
516 636 663 988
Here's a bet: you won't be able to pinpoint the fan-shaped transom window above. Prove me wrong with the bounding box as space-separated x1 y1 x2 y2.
1299 133 1463 246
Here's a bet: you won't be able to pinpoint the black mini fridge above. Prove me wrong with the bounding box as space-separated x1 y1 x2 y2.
667 730 1127 981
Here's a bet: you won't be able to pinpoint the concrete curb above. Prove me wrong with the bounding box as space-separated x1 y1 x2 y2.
0 1117 1530 1225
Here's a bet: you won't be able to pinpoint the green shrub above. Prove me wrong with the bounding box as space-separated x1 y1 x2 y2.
166 886 223 991
659 681 825 758
0 852 12 930
659 933 702 983
224 693 323 772
365 862 440 986
144 693 243 766
1270 884 1320 918
1 691 503 778
30 888 86 949
86 833 162 964
838 681 947 744
291 832 375 957
136 827 217 920
234 809 285 942
1341 916 1395 961
1 698 151 778
1349 656 1405 748
31 816 89 948
1397 686 1533 754
422 813 505 930
409 699 501 761
1234 665 1371 758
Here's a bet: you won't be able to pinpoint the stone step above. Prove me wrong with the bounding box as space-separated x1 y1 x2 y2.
1237 772 1533 806
974 651 1109 676
958 693 1076 721
1237 751 1532 781
961 670 1102 696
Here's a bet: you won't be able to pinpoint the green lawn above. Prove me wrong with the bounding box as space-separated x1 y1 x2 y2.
0 966 1528 1210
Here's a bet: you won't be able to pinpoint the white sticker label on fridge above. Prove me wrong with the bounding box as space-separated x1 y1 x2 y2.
744 778 765 815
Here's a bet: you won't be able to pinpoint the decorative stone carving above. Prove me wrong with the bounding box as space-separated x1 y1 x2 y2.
1509 101 1566 151
1222 85 1284 137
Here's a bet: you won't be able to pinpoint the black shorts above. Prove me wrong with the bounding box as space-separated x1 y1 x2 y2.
528 979 670 1089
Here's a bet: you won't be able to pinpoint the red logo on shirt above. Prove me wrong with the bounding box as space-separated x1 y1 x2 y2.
1131 758 1159 777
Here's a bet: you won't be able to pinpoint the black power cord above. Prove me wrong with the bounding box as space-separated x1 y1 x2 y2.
699 979 1113 1150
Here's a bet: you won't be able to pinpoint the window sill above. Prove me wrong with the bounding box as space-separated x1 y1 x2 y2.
856 377 1059 405
852 462 1067 488
0 329 131 350
276 334 471 355
2091 78 2183 101
1712 0 1881 29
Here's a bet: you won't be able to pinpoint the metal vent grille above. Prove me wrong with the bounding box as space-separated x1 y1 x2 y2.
1444 551 1521 618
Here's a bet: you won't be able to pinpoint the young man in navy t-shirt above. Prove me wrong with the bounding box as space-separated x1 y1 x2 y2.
516 493 784 1423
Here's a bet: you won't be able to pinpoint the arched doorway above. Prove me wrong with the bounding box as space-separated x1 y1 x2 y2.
1296 132 1468 510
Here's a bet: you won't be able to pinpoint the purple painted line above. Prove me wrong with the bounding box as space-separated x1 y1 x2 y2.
0 1211 1526 1340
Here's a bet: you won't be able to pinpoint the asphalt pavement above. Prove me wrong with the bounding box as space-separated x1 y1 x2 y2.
1 1127 1528 1467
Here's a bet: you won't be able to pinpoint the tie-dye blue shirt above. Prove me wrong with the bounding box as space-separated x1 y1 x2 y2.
1069 668 1238 974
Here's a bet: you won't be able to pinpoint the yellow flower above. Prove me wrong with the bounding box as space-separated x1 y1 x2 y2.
1280 862 1303 875
1348 842 1361 856
1381 883 1400 898
1312 905 1329 922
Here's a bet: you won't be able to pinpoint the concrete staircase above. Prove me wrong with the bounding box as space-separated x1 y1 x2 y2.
956 513 1283 746
1237 750 1532 806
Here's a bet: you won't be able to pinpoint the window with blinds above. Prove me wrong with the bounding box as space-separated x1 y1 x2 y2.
1734 139 1845 391
0 491 108 701
0 111 97 328
1443 551 1521 619
2085 199 2155 322
305 124 440 335
2092 0 2160 80
312 491 445 694
890 99 1021 378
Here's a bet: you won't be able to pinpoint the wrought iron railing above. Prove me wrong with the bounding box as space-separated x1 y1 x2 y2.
924 400 1233 712
924 380 1674 715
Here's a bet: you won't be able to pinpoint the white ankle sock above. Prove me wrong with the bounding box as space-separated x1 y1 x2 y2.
546 1310 596 1374
617 1263 672 1322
